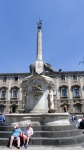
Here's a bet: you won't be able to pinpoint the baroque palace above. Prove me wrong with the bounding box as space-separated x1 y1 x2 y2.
0 71 84 114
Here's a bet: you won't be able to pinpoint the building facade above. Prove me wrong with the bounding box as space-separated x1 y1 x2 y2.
0 73 28 113
0 71 84 114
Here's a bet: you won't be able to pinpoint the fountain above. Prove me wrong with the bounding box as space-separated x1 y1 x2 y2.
20 19 70 126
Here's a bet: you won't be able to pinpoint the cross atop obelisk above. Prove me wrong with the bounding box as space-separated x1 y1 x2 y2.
35 19 44 74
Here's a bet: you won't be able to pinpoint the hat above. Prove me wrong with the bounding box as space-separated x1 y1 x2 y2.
14 123 19 128
27 124 31 127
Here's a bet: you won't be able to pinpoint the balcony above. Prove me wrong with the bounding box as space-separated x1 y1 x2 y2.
73 95 80 99
61 99 68 103
0 97 7 100
60 95 68 100
10 97 18 100
73 99 81 103
0 100 7 105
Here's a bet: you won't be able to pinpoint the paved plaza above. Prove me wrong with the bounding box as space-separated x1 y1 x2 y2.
1 144 84 150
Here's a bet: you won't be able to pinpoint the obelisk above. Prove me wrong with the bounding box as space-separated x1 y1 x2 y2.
35 20 44 74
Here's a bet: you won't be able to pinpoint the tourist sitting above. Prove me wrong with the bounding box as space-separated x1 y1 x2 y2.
9 123 22 149
22 124 33 149
76 118 82 128
0 113 5 125
79 118 84 129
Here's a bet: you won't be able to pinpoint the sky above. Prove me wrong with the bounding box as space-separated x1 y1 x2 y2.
0 0 84 73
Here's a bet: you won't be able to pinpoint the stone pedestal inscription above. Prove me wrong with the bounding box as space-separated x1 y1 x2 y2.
35 61 44 74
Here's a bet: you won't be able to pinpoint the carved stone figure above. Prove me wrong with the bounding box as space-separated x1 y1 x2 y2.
48 90 54 110
32 84 42 91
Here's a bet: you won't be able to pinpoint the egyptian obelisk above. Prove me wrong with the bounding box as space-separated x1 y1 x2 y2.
35 20 44 74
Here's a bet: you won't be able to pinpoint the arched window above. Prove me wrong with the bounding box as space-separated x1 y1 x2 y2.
10 105 17 113
12 105 16 113
74 103 81 112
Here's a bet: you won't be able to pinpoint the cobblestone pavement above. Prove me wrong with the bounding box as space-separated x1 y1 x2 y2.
1 144 84 150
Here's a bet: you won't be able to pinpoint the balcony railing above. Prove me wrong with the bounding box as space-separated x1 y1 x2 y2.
60 96 68 99
73 95 80 98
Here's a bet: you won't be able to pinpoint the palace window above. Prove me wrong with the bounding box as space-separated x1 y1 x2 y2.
13 89 18 98
14 77 18 82
3 77 7 82
61 75 65 81
0 106 4 113
60 86 68 98
73 75 77 81
73 87 80 98
1 88 6 98
61 88 67 97
11 88 18 98
74 104 81 112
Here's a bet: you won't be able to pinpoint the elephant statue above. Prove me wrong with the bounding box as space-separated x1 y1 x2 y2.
29 63 35 75
29 62 55 75
44 63 54 73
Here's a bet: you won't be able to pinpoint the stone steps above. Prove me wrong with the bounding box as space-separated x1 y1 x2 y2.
31 134 84 145
0 134 84 146
33 129 82 137
0 124 76 131
0 124 84 146
0 129 82 138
